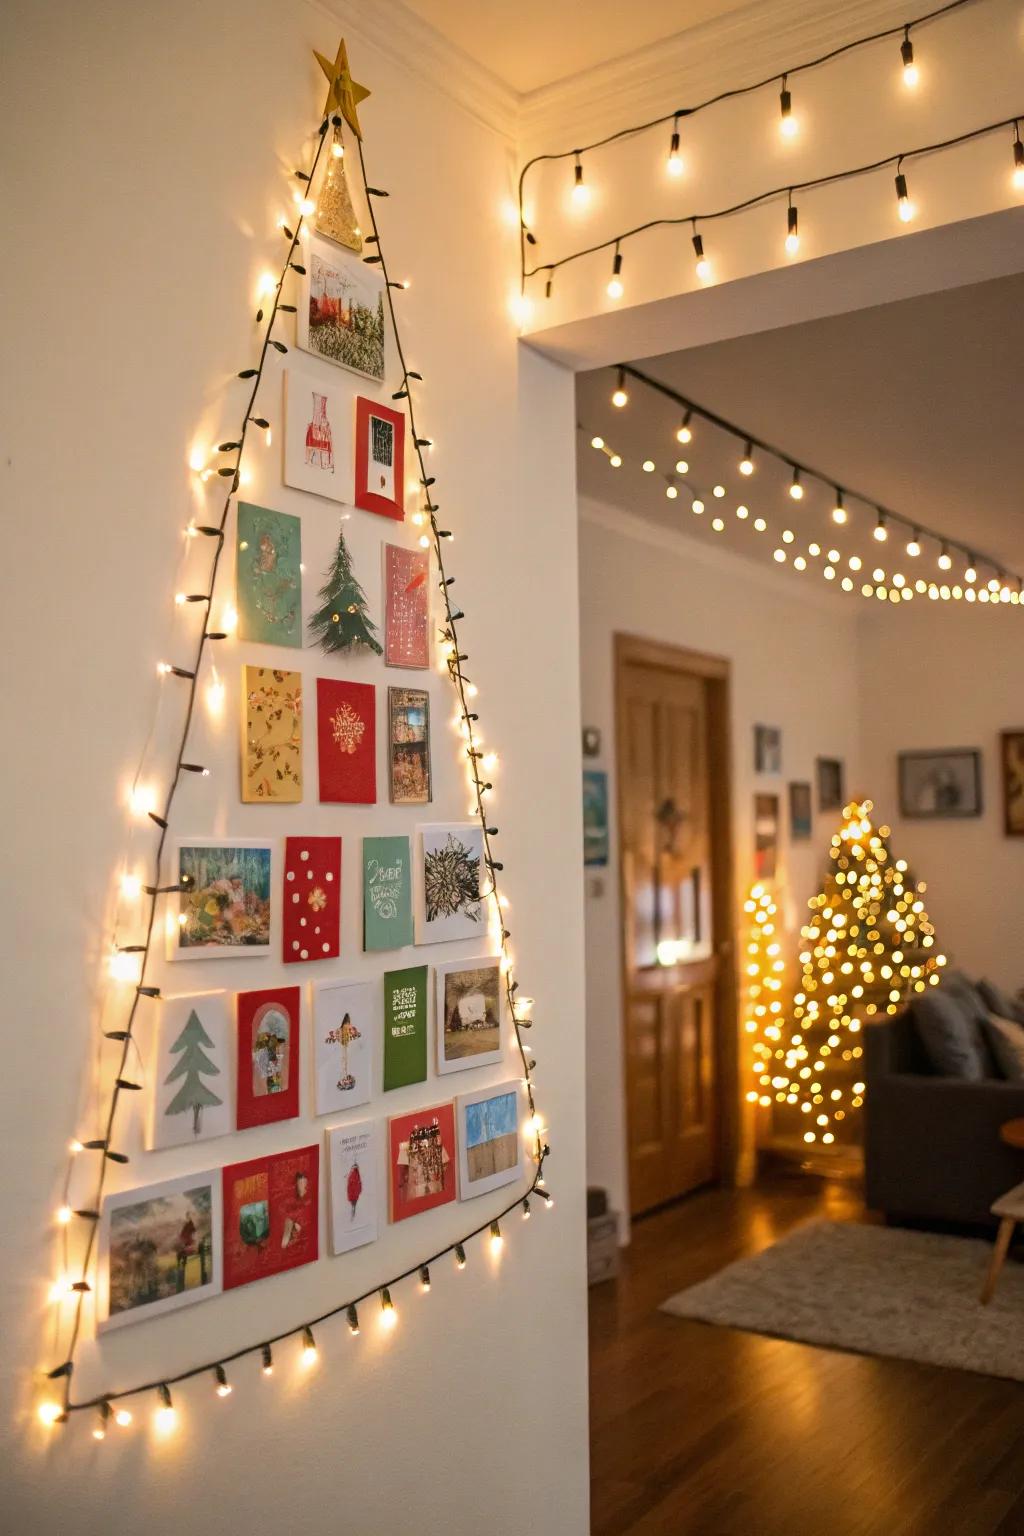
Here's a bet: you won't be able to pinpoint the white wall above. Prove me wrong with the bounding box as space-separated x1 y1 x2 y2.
0 3 588 1532
859 600 1024 989
579 498 864 1226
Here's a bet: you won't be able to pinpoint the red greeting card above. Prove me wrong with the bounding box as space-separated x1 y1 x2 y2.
383 544 429 669
316 678 376 804
236 986 301 1130
354 395 405 520
222 1145 319 1291
388 1102 457 1223
283 836 341 964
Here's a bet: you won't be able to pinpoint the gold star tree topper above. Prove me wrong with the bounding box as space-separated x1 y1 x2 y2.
315 39 370 139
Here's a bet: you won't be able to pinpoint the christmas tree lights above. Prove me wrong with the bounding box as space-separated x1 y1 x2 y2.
741 883 788 1110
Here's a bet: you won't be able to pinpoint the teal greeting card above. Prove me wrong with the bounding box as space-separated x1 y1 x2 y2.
383 965 428 1091
236 502 302 648
363 836 413 951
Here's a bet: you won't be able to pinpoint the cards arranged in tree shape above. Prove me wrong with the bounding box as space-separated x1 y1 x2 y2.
415 822 484 944
313 978 374 1115
236 985 301 1130
297 233 385 382
388 1103 456 1223
383 544 429 668
282 365 351 504
98 1169 222 1332
388 686 431 805
171 840 272 959
435 957 503 1076
235 502 302 647
222 1145 319 1291
283 836 341 964
242 666 303 803
355 396 405 520
383 964 428 1090
316 677 376 804
326 1120 381 1257
146 992 232 1150
363 835 413 950
456 1081 524 1201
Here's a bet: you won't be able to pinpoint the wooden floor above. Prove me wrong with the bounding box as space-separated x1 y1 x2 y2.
589 1173 1024 1536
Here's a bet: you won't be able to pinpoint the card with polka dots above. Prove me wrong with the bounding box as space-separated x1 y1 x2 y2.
283 836 341 964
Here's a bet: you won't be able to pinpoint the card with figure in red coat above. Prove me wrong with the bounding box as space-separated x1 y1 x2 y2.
388 1102 457 1223
222 1144 319 1290
236 985 301 1129
283 836 341 964
316 678 376 803
383 544 430 668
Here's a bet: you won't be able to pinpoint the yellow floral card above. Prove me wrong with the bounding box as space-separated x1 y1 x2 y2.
242 666 303 803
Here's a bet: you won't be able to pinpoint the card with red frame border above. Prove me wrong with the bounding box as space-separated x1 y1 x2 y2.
354 396 405 520
236 985 301 1129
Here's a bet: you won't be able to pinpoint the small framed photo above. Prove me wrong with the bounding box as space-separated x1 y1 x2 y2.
296 233 385 381
355 396 405 519
456 1081 524 1202
899 749 982 819
326 1120 381 1257
788 781 812 841
816 757 845 812
582 726 602 758
98 1169 222 1332
583 770 609 867
169 840 273 959
435 956 503 1076
388 687 431 805
754 793 779 879
1001 731 1024 837
754 725 782 774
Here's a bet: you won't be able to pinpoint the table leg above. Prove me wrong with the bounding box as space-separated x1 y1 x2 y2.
981 1216 1016 1304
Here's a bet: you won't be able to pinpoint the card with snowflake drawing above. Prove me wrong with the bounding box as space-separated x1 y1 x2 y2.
383 544 429 668
235 502 302 648
282 366 352 504
242 666 303 803
283 836 341 964
414 822 485 945
316 677 376 803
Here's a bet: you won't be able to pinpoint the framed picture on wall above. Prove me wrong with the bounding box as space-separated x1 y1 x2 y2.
816 757 845 812
898 749 982 819
788 781 812 841
754 793 779 879
754 724 782 774
1001 731 1024 837
583 770 609 866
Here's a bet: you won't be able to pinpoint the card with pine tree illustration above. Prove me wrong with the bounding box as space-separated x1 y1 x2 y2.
363 835 413 951
383 544 430 668
242 666 303 803
382 964 428 1091
283 836 341 964
146 992 232 1151
235 985 301 1130
415 822 485 945
235 502 302 647
388 687 431 804
222 1144 318 1291
316 677 376 803
308 521 382 656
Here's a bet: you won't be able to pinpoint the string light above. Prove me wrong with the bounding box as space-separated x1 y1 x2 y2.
419 1265 431 1291
666 116 683 177
214 1365 232 1398
691 228 711 282
611 368 628 408
739 442 754 475
895 161 914 221
676 412 693 444
901 27 919 88
789 468 804 500
938 544 953 570
379 1288 397 1329
155 1385 177 1434
571 154 589 207
114 1407 132 1428
455 1243 468 1269
1014 123 1024 189
785 201 800 256
779 76 798 138
489 1220 504 1255
261 1344 274 1375
606 243 624 299
832 491 847 524
906 530 921 557
301 1326 319 1367
874 512 888 542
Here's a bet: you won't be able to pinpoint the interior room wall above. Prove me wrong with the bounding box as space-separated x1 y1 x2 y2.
578 497 864 1230
1 2 589 1532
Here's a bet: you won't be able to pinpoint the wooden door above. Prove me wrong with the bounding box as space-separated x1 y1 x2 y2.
617 643 726 1216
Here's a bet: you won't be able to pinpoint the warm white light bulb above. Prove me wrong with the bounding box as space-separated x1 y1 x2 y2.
676 422 692 444
785 231 799 256
695 256 712 282
903 61 919 87
642 460 655 473
609 454 622 468
666 485 678 499
591 436 604 450
606 276 623 300
611 387 628 409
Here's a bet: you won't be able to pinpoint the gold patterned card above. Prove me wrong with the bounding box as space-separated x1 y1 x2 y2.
241 666 303 803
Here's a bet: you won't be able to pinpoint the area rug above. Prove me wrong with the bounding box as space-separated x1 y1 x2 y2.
661 1220 1024 1382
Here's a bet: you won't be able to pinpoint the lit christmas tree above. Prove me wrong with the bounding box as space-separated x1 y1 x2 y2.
308 522 382 655
741 882 789 1110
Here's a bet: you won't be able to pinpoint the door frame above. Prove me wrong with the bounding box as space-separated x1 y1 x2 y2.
613 631 741 1202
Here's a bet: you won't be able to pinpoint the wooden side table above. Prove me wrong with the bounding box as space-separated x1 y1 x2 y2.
981 1179 1024 1303
1001 1118 1024 1150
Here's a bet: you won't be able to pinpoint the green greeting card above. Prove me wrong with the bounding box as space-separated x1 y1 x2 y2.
363 836 413 951
383 965 428 1091
236 502 302 648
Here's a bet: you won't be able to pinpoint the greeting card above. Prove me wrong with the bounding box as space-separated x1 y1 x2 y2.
363 835 413 951
456 1081 523 1200
297 233 385 382
235 985 301 1130
382 964 428 1091
435 957 503 1077
222 1145 319 1291
242 666 303 803
99 1170 222 1332
326 1121 381 1256
388 1102 456 1223
388 687 431 805
282 365 351 504
316 677 376 804
146 992 232 1150
313 978 374 1115
235 502 302 648
283 836 341 964
383 544 429 668
354 396 405 519
171 840 272 959
414 822 484 944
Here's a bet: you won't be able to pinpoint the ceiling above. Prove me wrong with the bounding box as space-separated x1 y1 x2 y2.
576 272 1024 590
400 0 747 94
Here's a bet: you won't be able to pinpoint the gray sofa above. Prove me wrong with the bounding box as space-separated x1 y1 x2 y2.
865 1004 1024 1227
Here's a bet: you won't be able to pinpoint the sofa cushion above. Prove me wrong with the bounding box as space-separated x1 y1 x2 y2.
982 1014 1024 1081
945 971 990 1025
912 988 990 1080
978 978 1024 1027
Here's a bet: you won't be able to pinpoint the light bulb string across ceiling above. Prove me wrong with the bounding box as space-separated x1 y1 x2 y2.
522 110 1023 287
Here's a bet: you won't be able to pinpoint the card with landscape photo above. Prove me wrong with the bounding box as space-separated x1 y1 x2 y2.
435 957 503 1076
313 978 374 1115
388 686 431 805
146 992 232 1151
98 1169 222 1332
415 822 484 945
456 1081 523 1201
326 1120 381 1257
297 232 385 381
170 840 272 959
